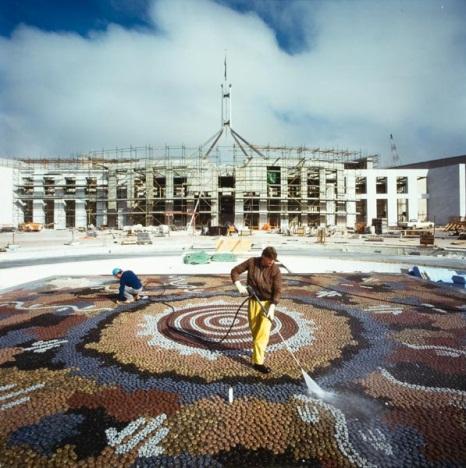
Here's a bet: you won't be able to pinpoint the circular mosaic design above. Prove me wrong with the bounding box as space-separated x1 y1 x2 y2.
157 301 299 350
1 273 465 467
85 296 351 381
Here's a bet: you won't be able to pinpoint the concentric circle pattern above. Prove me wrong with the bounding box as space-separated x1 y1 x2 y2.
157 302 300 349
0 273 465 467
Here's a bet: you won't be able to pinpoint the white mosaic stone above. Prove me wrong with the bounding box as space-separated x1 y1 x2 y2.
358 428 393 456
23 339 68 353
364 305 403 315
0 301 112 313
106 415 168 456
294 394 374 468
379 368 466 405
401 342 466 356
0 383 45 411
316 290 342 298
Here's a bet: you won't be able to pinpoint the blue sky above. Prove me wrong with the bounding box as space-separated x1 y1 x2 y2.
0 0 312 52
0 0 153 37
1 0 465 164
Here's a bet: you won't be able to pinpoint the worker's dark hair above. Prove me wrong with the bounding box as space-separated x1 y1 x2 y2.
261 246 277 260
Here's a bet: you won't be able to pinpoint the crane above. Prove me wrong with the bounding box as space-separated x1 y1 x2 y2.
390 134 400 166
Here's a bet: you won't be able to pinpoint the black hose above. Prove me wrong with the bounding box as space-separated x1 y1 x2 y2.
216 295 249 344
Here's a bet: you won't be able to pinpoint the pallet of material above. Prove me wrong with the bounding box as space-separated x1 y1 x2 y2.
121 236 137 245
216 237 251 253
420 232 434 246
403 229 431 236
364 236 384 242
137 232 153 245
444 222 466 232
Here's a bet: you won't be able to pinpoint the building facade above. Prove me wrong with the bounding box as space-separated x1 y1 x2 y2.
0 150 431 230
396 155 466 225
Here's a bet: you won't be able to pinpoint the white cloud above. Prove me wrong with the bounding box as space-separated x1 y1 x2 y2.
0 0 465 164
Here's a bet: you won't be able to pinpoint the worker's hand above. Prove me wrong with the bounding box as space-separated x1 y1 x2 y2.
267 303 276 321
234 281 248 295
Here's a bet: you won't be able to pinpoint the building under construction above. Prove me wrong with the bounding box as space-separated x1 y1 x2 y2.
2 144 433 231
2 70 448 230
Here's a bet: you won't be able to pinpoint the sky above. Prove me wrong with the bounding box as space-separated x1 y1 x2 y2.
0 0 465 166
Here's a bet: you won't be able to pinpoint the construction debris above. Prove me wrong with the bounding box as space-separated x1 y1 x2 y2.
409 265 466 287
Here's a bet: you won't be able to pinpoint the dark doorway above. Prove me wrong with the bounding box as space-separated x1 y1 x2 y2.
45 200 54 227
219 195 234 226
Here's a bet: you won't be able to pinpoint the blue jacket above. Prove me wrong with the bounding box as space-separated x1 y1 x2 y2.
118 270 142 300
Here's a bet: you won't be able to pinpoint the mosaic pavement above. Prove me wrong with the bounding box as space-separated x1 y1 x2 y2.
0 273 465 467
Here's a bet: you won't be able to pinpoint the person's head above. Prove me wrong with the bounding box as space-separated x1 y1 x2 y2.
112 267 122 279
260 246 277 267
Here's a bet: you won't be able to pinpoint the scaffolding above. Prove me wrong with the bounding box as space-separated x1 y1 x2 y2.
12 144 378 230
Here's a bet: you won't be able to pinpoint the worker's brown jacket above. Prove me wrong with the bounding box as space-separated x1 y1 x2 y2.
231 257 282 304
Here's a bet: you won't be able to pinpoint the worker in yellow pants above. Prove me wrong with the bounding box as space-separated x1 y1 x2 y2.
231 246 282 374
248 298 272 367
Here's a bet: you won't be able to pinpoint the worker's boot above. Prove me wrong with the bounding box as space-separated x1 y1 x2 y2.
253 364 271 374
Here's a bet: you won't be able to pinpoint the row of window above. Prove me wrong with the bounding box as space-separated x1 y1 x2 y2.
19 175 428 197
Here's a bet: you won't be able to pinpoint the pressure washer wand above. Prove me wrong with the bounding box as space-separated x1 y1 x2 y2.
246 286 328 398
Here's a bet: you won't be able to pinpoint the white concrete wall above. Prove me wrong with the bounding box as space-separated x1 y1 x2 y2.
427 164 462 224
460 164 465 220
387 175 397 226
0 167 14 226
355 168 428 226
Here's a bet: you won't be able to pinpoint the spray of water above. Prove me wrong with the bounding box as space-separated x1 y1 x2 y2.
302 370 333 400
250 292 332 399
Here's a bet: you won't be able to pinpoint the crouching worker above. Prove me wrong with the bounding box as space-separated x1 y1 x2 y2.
112 268 143 304
230 246 282 374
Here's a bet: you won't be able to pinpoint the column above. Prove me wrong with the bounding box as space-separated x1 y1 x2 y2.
96 176 107 228
319 168 326 226
75 176 87 228
32 174 45 224
259 198 267 227
234 195 244 228
459 164 465 219
280 166 288 229
300 167 308 226
408 175 419 221
366 172 377 226
107 171 117 228
164 169 174 226
54 176 66 229
387 175 397 226
145 166 154 226
15 201 25 226
345 172 356 228
210 194 219 226
126 171 134 226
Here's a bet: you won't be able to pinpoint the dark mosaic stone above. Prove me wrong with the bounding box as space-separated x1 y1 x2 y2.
1 344 66 371
388 361 466 391
61 407 126 460
9 413 85 455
